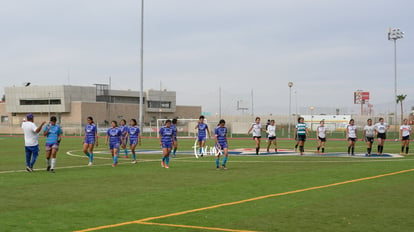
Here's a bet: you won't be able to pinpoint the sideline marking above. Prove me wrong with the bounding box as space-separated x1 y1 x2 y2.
75 168 414 232
137 221 257 232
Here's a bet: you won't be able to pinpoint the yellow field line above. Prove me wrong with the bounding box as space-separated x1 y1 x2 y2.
137 221 258 232
75 168 414 232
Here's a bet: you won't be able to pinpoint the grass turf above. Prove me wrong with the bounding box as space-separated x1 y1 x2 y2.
1 136 414 232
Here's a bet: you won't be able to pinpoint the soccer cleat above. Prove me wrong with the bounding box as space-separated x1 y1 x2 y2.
321 152 325 155
124 155 128 158
161 161 165 168
164 164 169 169
112 163 117 167
221 165 227 170
88 162 93 166
132 160 137 164
216 166 220 170
50 169 55 173
47 165 51 172
26 167 32 172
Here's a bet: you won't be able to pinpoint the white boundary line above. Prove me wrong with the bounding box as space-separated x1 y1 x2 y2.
0 150 411 175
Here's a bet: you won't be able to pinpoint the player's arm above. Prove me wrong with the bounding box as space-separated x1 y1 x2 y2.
247 125 253 135
294 127 297 140
35 121 47 134
95 131 99 147
43 124 50 136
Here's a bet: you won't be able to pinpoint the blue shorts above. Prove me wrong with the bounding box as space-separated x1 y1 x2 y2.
162 142 172 149
130 138 138 146
216 142 228 149
198 136 207 142
84 137 95 145
109 143 120 150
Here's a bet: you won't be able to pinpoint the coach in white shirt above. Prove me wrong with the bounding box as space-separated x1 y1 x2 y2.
21 113 46 172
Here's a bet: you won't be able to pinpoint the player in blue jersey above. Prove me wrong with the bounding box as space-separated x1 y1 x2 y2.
294 117 309 155
105 120 123 167
215 119 229 170
119 119 129 158
83 116 98 166
127 119 141 164
43 116 62 173
171 118 178 158
195 115 211 157
159 119 174 168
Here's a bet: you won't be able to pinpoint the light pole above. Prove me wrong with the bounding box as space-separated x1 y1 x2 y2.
288 82 293 139
388 27 404 133
48 92 51 119
310 106 315 131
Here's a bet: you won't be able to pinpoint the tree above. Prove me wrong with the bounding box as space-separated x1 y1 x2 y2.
396 94 407 123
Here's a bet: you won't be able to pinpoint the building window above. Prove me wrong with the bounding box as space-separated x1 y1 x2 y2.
20 99 62 105
1 116 8 123
148 101 171 109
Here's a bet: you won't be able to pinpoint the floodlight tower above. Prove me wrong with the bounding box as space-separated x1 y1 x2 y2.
387 27 404 130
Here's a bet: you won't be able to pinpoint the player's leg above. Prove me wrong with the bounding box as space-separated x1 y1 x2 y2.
130 141 137 163
45 146 52 171
164 147 171 168
50 146 58 172
30 145 39 169
25 146 33 172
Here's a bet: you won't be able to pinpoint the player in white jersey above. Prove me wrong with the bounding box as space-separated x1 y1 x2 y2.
374 118 389 155
399 119 412 155
247 117 266 155
362 119 375 156
346 119 357 156
265 120 277 153
316 120 327 155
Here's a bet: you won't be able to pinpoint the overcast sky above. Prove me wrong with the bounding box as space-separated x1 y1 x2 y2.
1 0 413 116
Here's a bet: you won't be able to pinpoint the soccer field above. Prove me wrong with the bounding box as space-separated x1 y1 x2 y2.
1 136 414 232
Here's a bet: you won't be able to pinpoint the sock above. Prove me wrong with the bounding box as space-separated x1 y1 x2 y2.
256 147 259 154
199 148 202 154
380 146 383 153
406 147 409 154
173 149 177 155
367 147 371 154
51 158 56 169
377 145 380 153
46 158 50 166
85 153 90 158
300 146 304 153
322 147 325 153
317 147 320 151
113 155 118 164
89 153 94 163
124 149 128 156
162 157 166 162
295 144 298 149
222 156 228 166
215 158 220 167
165 157 170 165
132 151 136 160
347 146 351 154
351 147 354 154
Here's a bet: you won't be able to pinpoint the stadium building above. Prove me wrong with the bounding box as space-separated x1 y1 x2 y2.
0 84 201 134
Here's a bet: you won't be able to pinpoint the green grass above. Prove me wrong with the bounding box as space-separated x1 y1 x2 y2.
1 136 414 232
